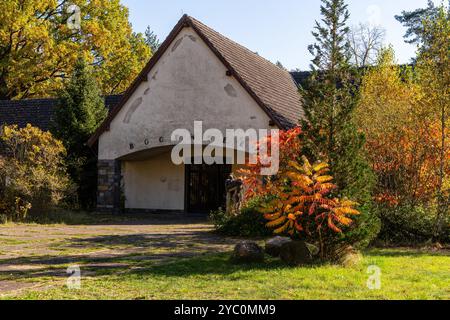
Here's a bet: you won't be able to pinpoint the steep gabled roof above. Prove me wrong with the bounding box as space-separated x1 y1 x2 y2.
88 15 303 146
188 16 303 128
0 95 123 132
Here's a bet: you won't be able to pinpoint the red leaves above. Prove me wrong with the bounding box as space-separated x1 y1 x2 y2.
240 128 360 238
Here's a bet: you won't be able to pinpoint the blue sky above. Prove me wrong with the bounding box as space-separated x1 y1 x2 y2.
122 0 442 70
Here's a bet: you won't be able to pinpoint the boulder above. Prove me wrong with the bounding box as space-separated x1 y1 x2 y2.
279 240 312 266
231 241 265 264
265 236 292 257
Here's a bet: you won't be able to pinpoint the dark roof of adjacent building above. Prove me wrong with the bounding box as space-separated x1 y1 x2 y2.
88 15 304 146
290 71 311 88
0 95 123 132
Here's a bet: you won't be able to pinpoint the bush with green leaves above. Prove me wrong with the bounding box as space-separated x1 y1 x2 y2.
375 204 449 244
209 198 272 238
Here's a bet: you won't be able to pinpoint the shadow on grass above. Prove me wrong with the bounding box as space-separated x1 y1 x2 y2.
134 253 306 278
365 247 450 258
62 231 232 249
22 210 211 226
4 245 447 282
0 229 239 280
0 250 302 282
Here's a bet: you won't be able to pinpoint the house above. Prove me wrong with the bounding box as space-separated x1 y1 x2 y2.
88 15 303 213
1 15 304 213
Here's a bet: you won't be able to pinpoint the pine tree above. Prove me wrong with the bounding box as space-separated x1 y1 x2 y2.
301 0 374 203
52 58 108 209
145 26 161 54
395 0 447 45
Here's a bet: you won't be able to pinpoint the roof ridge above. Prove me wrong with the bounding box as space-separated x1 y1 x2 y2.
186 15 292 77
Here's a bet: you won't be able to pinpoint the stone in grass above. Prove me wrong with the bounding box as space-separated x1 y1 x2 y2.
231 241 265 264
279 240 312 266
265 236 292 257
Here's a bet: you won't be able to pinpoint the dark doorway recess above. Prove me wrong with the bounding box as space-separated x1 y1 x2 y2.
185 163 232 213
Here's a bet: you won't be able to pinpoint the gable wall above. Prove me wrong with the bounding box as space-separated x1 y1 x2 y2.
97 27 273 160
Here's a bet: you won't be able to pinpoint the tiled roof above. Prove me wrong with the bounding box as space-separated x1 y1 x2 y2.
0 95 123 132
188 16 303 129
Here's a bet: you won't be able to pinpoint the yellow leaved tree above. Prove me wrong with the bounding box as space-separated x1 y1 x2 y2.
0 124 72 222
0 0 151 99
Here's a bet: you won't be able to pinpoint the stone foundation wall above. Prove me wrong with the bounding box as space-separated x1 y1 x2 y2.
97 160 121 213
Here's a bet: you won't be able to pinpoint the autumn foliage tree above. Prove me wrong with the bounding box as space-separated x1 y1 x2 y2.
356 48 436 206
357 5 450 241
0 125 71 222
0 0 151 99
415 6 450 239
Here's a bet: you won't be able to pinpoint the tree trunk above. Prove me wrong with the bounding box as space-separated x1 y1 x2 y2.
435 102 447 240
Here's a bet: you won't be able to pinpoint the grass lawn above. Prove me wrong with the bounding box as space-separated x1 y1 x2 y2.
4 249 450 300
0 215 448 300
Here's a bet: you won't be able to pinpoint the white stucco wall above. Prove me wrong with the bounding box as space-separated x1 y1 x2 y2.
98 26 275 210
98 26 273 160
123 152 185 210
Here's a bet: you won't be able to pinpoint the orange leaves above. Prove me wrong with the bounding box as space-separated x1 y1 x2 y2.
274 220 292 235
323 199 361 233
237 127 304 201
239 127 360 239
266 216 287 228
357 47 450 206
264 211 282 221
313 162 330 173
316 175 333 183
254 155 360 237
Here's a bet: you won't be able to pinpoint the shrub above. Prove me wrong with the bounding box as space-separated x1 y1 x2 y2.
238 128 380 259
0 124 72 222
254 156 362 258
209 198 272 237
375 204 449 244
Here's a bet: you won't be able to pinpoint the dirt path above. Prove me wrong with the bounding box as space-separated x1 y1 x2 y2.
0 216 237 296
